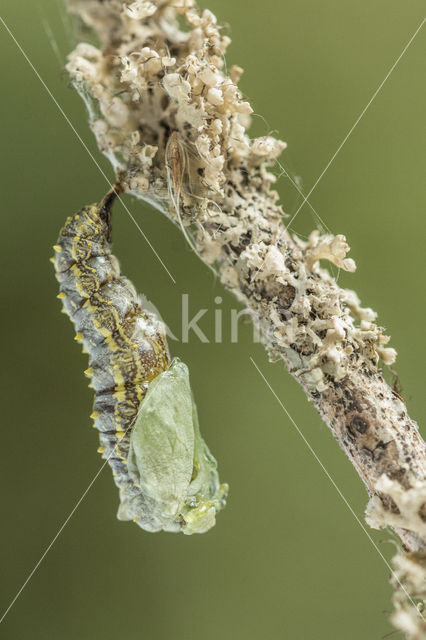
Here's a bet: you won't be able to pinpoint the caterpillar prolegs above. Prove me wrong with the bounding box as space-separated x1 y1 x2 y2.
52 186 227 534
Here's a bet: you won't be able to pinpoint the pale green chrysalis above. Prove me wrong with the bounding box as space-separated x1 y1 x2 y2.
127 359 228 534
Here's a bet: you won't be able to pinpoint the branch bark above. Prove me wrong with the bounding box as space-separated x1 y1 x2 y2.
64 1 426 635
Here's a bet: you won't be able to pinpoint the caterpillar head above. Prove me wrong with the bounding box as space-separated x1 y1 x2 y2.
126 359 228 534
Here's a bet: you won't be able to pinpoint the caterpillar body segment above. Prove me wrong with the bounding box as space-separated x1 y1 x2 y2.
53 187 227 534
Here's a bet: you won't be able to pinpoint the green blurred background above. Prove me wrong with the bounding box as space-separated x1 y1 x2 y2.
1 1 425 638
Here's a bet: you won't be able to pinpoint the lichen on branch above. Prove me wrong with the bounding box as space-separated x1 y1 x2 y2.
65 1 426 637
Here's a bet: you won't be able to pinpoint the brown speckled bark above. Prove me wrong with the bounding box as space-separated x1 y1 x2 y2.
320 375 426 551
208 178 426 552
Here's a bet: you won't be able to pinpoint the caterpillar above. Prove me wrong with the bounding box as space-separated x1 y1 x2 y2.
52 185 227 534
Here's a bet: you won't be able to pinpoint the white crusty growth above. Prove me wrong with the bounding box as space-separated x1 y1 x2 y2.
66 0 396 376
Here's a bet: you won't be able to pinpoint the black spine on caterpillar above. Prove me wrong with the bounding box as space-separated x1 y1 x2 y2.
53 187 227 534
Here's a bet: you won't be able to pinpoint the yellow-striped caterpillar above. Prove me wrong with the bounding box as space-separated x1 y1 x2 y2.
52 186 227 534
